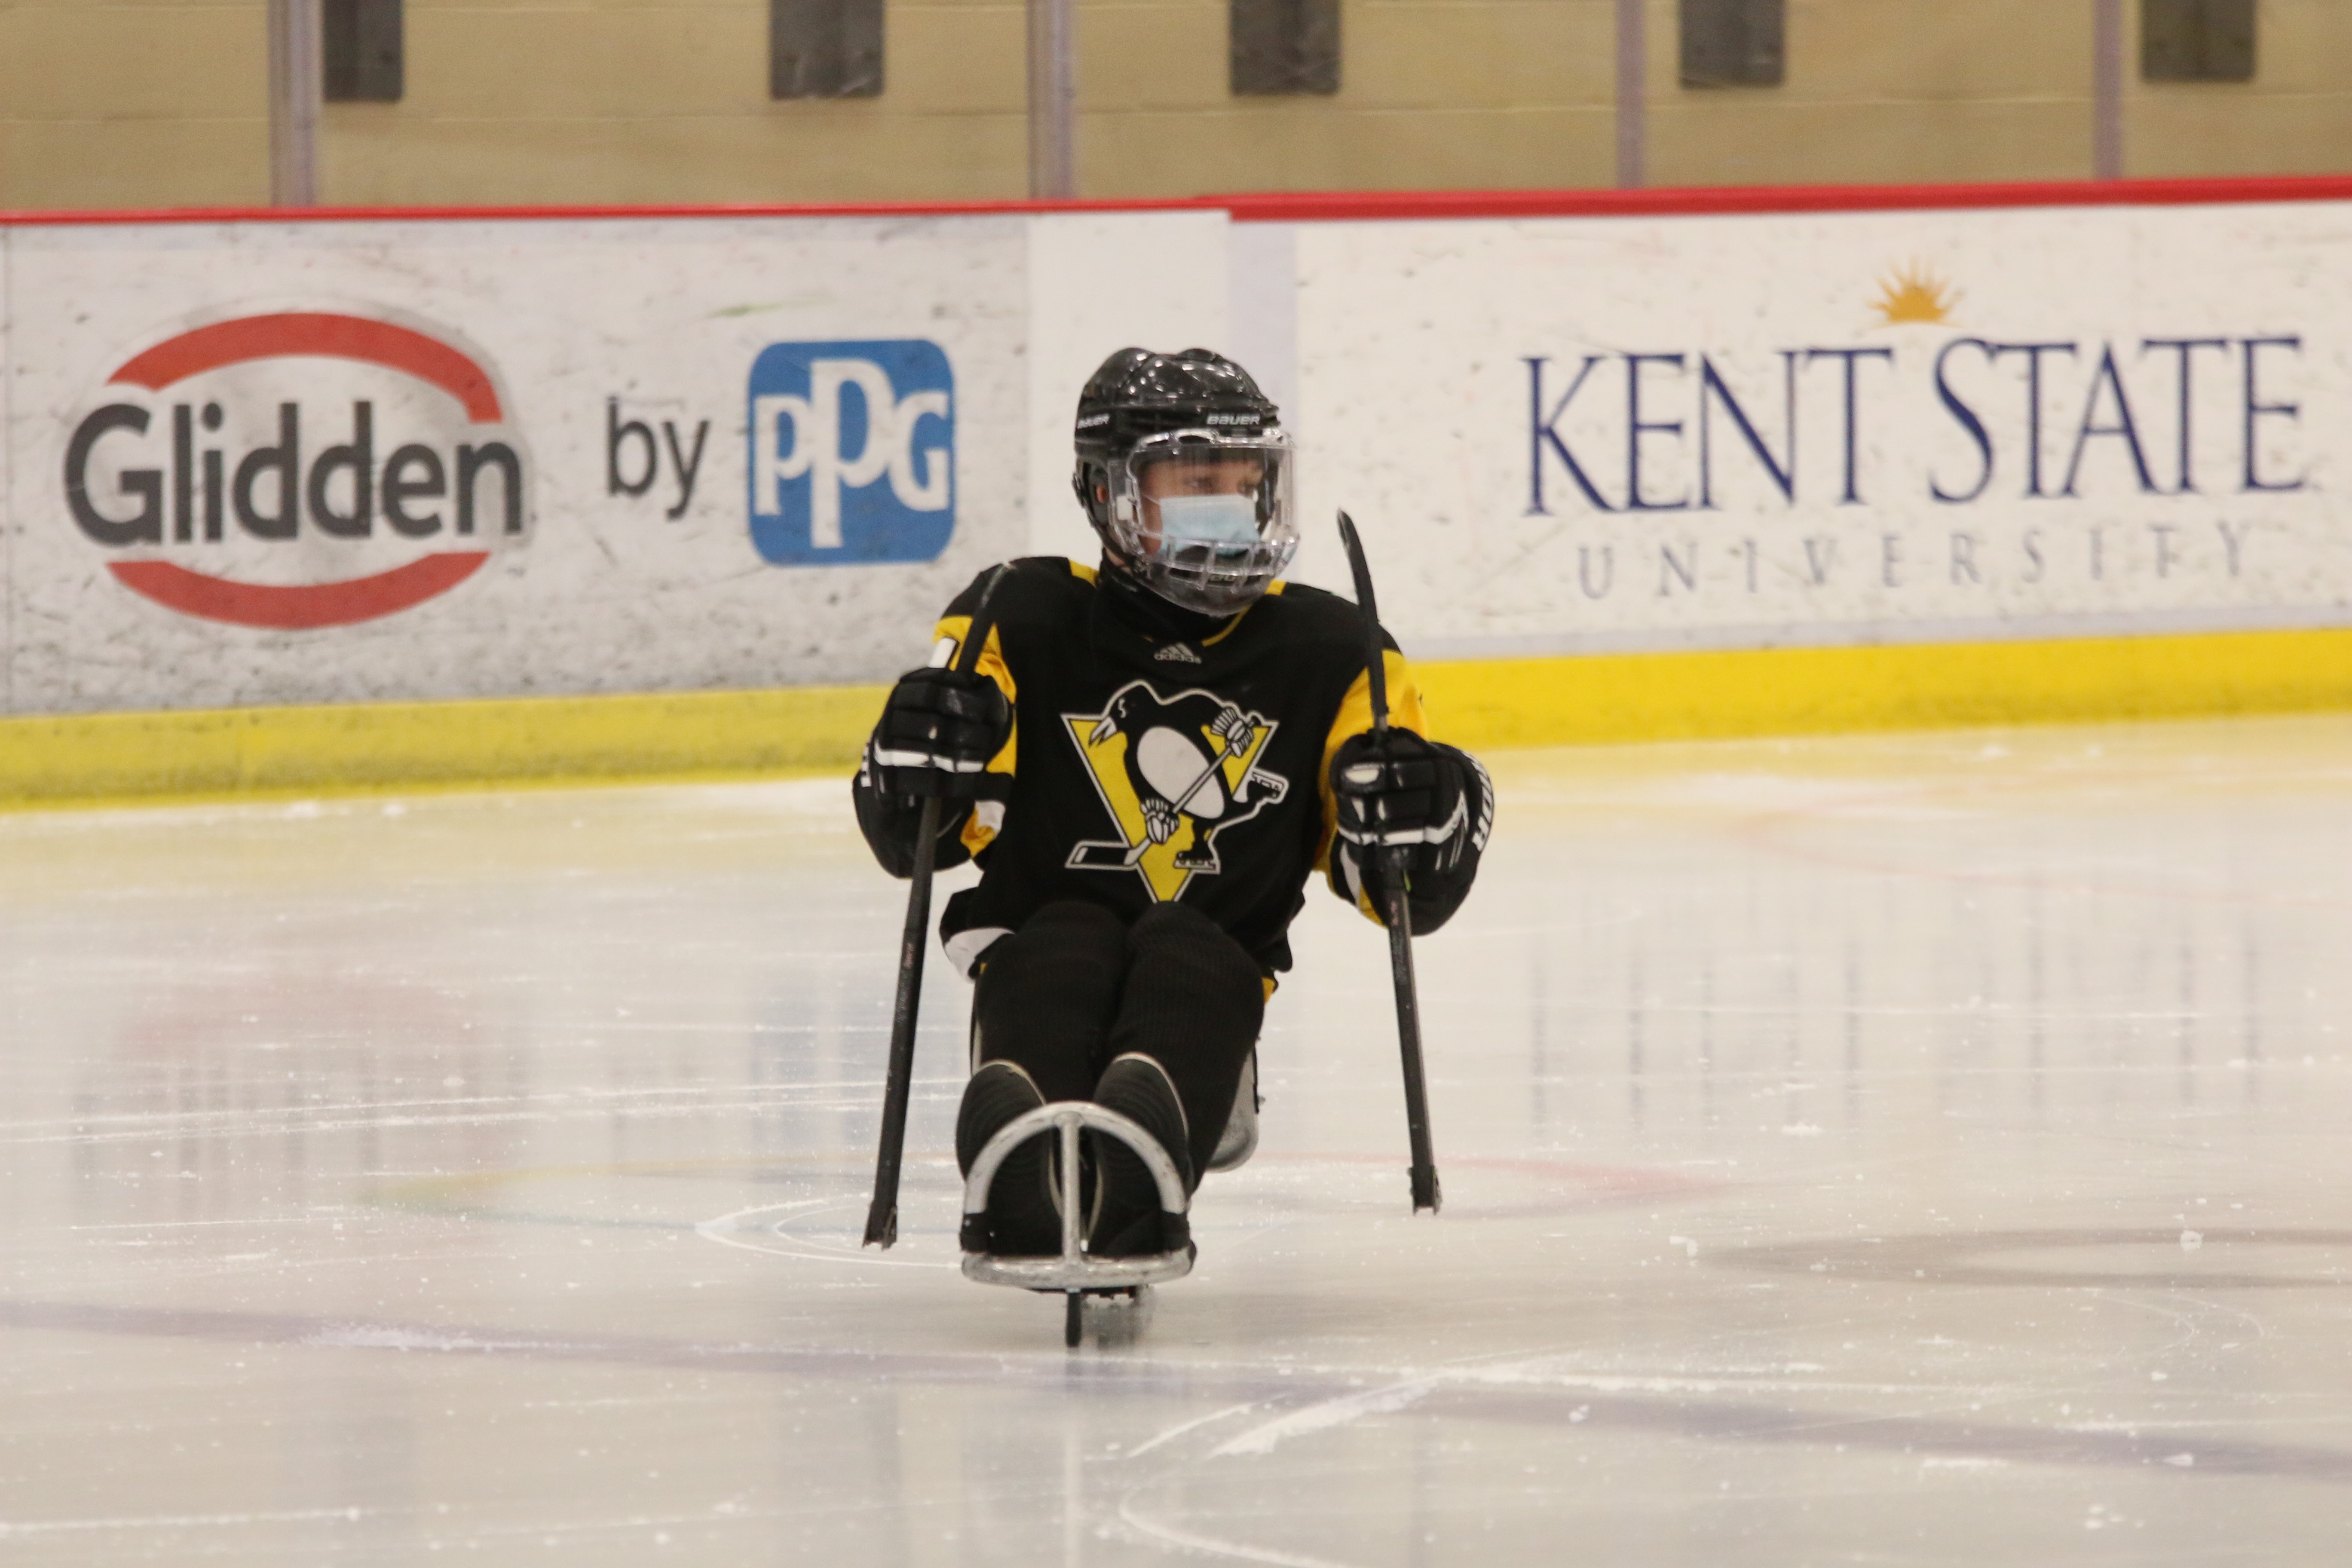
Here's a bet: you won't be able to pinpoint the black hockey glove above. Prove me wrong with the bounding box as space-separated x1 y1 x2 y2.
867 667 1012 800
1329 731 1493 933
1331 730 1470 864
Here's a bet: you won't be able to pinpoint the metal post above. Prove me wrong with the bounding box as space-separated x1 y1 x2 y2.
268 0 323 206
2092 0 2124 181
1026 0 1077 199
1615 0 1645 190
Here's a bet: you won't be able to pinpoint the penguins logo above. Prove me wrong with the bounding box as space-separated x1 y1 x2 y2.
1064 680 1288 902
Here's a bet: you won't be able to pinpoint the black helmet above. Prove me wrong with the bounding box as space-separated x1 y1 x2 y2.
1071 347 1297 615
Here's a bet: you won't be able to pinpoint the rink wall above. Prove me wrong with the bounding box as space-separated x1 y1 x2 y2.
4 179 2352 806
6 625 2348 809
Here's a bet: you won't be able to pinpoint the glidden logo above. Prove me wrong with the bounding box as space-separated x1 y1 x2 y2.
62 312 530 630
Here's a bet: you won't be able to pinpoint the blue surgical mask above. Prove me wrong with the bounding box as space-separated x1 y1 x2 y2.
1153 494 1260 548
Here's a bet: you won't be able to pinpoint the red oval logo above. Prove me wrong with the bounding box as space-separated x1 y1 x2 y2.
65 312 530 631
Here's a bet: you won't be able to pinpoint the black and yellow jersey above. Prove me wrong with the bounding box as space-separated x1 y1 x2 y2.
853 556 1477 976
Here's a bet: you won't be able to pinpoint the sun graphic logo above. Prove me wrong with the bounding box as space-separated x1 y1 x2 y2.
1870 262 1961 328
1063 680 1288 903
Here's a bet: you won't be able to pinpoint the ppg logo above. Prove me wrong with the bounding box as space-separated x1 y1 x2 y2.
747 340 954 566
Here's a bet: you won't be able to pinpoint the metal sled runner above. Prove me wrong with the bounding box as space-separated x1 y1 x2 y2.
961 1101 1195 1347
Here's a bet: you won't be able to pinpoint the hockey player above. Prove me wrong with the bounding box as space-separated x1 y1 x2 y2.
853 347 1492 1260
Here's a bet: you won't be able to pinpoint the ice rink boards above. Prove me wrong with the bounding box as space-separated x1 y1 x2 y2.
3 714 2350 1565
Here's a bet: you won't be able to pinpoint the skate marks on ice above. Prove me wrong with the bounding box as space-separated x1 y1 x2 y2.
7 723 2352 1561
10 1287 2349 1549
377 1150 971 1271
40 1131 2332 1544
1097 1341 2352 1567
698 1189 960 1271
1720 1227 2352 1290
377 1149 1714 1274
331 1141 2352 1513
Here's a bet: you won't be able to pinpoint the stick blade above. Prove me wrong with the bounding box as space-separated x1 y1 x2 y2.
861 1201 897 1250
1411 1167 1442 1215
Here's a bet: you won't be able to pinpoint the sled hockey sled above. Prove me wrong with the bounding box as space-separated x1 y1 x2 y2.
960 1101 1195 1348
1208 1050 1259 1173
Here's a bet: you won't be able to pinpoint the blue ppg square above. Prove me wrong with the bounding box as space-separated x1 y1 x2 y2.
747 339 956 566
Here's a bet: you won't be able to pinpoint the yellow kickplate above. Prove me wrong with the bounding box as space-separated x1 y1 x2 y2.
3 627 2347 809
0 685 888 811
1417 626 2352 751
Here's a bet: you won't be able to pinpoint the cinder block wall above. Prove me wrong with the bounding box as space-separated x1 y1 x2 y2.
1079 0 1617 195
2126 0 2352 176
334 0 1618 202
2 0 2350 210
324 0 1026 204
0 0 273 208
1648 0 2352 188
1648 0 2102 187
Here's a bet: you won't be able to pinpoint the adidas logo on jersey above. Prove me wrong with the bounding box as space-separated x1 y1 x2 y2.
1154 643 1202 664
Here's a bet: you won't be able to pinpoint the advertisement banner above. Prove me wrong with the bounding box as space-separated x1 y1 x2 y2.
1286 203 2352 655
1 209 1229 717
9 196 2352 723
1 214 1193 716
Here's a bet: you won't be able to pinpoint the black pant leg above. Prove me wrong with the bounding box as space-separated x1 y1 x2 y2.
970 900 1127 1104
1104 902 1264 1176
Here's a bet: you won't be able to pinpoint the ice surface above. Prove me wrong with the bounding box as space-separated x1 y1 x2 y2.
3 714 2351 1564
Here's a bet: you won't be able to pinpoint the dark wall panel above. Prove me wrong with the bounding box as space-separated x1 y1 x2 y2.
325 0 403 103
772 0 885 99
1680 0 1785 89
2144 0 2256 83
1232 0 1341 96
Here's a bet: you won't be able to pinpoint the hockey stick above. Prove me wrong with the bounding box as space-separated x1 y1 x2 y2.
1335 512 1442 1215
863 564 1011 1250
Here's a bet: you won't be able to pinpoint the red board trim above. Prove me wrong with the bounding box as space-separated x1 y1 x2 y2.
0 197 1219 227
8 174 2352 229
108 553 491 631
1212 174 2352 222
110 313 504 423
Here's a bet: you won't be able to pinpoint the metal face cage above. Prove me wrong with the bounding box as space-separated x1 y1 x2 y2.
1100 429 1298 615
